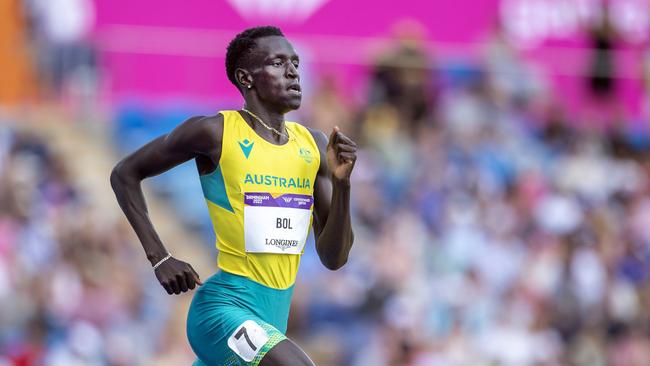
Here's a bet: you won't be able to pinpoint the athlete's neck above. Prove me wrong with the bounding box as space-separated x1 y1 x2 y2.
242 102 285 131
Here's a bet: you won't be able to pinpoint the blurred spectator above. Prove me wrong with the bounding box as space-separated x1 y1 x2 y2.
24 0 97 104
587 4 617 100
367 20 435 135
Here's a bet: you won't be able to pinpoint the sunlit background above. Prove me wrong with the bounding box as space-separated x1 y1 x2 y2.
3 0 650 365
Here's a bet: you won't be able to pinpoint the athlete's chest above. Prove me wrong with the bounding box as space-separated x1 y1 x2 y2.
220 138 318 255
221 139 319 194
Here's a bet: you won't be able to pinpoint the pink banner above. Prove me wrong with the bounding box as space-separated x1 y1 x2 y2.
95 0 650 121
94 0 499 104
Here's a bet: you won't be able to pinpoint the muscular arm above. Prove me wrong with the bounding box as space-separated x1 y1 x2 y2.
110 114 223 293
308 127 356 270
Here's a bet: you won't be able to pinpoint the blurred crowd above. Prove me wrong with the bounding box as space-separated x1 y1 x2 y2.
289 23 650 366
0 126 193 365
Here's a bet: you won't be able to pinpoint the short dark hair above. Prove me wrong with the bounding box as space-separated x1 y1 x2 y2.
225 26 284 88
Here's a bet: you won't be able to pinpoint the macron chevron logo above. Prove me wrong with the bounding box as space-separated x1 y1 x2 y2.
238 139 254 159
226 0 329 22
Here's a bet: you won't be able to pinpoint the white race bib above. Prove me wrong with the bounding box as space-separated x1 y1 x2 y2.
227 320 269 362
244 192 313 255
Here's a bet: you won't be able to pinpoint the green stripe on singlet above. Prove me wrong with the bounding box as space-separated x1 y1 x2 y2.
200 166 234 213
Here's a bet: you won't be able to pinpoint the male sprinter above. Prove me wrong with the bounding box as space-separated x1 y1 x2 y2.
110 26 356 365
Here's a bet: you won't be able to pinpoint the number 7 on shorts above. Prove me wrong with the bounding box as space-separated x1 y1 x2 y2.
227 320 270 362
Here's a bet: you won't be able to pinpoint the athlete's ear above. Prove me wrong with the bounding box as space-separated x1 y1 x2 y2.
235 68 253 90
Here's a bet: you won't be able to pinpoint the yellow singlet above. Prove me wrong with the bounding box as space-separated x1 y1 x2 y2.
199 110 320 289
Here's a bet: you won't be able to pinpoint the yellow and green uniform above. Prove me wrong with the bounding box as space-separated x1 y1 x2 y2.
187 110 320 366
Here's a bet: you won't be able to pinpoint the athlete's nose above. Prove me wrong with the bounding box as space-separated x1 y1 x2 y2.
286 62 299 80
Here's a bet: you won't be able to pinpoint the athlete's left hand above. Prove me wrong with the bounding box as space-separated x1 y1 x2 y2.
327 126 357 182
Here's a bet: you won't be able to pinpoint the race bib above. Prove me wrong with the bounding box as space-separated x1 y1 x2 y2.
227 320 269 362
244 192 313 254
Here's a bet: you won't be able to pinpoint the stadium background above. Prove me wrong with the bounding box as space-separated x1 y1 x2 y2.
3 0 650 364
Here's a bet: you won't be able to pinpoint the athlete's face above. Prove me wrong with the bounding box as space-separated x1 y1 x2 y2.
248 36 301 112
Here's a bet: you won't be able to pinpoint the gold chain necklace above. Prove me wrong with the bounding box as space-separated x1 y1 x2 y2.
241 108 292 141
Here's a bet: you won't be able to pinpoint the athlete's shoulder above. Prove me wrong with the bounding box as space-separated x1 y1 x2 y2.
189 113 225 132
303 126 328 151
187 113 224 127
173 113 225 151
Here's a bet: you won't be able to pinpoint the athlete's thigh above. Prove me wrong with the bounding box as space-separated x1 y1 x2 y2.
191 315 288 366
259 338 315 366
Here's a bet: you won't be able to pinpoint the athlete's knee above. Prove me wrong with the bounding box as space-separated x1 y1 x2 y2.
259 339 315 366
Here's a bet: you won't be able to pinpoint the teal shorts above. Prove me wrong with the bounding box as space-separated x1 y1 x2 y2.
187 270 294 366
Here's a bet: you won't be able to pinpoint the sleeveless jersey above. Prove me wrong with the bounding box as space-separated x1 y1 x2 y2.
199 110 320 289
